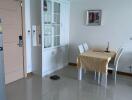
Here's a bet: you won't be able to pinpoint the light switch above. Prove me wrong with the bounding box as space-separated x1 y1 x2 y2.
32 25 37 46
32 25 41 46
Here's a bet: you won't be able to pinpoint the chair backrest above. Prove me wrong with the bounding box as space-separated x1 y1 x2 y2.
78 45 84 54
83 43 89 52
114 48 123 70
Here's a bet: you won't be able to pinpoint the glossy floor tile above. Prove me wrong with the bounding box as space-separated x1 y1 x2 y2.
6 66 132 100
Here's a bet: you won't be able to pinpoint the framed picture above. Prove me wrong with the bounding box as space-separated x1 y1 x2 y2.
86 10 102 26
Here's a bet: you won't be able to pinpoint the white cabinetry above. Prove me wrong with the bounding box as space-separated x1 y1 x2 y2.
41 0 70 76
43 0 61 48
42 46 68 76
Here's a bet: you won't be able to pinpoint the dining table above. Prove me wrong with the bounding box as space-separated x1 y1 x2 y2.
77 50 116 87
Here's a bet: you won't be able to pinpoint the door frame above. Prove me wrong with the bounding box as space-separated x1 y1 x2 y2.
21 0 27 77
20 0 26 77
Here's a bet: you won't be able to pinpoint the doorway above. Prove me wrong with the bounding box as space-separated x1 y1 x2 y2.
0 0 24 84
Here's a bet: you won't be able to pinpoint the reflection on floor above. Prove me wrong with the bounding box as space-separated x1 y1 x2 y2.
6 66 132 100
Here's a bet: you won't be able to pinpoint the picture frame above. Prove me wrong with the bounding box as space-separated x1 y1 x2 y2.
86 10 102 26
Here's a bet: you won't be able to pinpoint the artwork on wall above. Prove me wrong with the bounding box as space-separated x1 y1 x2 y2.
86 10 102 26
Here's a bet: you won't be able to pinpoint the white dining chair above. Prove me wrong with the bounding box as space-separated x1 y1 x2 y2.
78 44 85 80
78 44 85 54
78 44 97 79
108 48 123 83
98 48 123 86
83 43 89 52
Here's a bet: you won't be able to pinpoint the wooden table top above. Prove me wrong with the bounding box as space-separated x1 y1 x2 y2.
77 50 116 73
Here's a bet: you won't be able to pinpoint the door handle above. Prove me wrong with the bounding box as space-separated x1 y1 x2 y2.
17 35 23 47
0 47 3 51
17 43 23 47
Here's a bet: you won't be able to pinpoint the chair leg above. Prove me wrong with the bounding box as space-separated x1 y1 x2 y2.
129 66 132 72
104 73 108 88
78 67 83 80
101 73 108 88
114 71 117 84
98 72 101 84
94 71 97 80
84 68 87 74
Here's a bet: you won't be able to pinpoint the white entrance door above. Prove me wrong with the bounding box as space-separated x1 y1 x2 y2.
0 0 24 84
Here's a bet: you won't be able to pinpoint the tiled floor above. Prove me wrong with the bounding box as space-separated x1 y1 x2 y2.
6 66 132 100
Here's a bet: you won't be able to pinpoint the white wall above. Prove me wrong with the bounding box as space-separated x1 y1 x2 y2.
24 0 42 75
24 0 32 73
30 0 42 76
69 0 132 72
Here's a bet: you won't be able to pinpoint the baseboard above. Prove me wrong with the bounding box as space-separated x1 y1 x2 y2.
42 63 68 77
69 62 77 66
68 63 132 77
117 71 132 77
33 69 42 76
26 72 34 78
